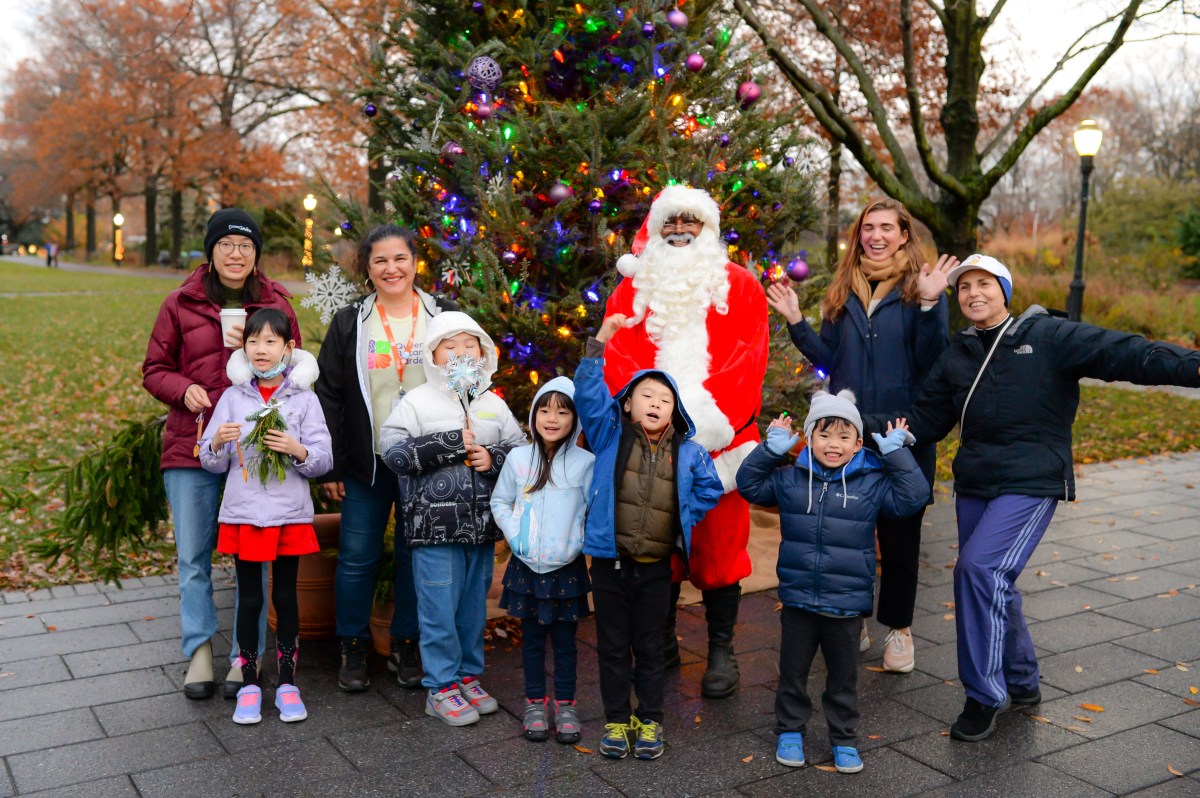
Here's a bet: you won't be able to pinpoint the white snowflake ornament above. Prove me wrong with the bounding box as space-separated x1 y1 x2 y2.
301 265 358 324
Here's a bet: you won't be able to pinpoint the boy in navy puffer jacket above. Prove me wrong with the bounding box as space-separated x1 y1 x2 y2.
736 390 927 774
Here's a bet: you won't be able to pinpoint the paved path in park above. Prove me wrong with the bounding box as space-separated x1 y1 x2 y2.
3 458 1200 798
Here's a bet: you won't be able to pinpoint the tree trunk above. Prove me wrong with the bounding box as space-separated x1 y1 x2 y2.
367 132 387 214
85 200 97 257
825 139 842 268
170 189 183 266
144 179 158 267
65 193 76 251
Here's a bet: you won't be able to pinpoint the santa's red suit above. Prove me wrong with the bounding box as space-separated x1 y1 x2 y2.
601 186 768 592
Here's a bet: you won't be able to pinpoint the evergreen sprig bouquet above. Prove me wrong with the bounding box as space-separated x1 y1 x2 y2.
242 399 290 485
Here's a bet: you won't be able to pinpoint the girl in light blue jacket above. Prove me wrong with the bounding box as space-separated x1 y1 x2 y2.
491 377 594 745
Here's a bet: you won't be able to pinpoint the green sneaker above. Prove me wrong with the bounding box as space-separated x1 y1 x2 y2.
632 716 664 760
600 721 632 759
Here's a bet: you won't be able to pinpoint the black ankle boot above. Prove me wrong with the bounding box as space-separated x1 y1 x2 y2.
700 584 741 699
388 636 423 688
950 696 1011 741
663 582 682 669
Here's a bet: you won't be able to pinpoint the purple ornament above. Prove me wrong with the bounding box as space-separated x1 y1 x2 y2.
685 53 705 72
666 9 688 29
772 202 783 211
736 80 762 109
363 102 377 118
587 199 603 214
471 1 483 12
548 183 572 204
501 250 519 266
466 56 503 93
787 257 810 282
718 133 731 148
725 230 740 244
475 102 494 120
784 156 795 167
440 141 465 164
642 21 655 37
340 221 353 233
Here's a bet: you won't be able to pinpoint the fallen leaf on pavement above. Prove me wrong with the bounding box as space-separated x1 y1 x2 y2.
143 616 156 621
774 602 782 612
741 755 754 763
866 734 881 740
941 601 955 608
1183 698 1200 707
864 666 887 673
1074 665 1084 673
940 730 951 736
814 765 838 772
1079 703 1105 712
573 745 593 754
1125 575 1140 581
1144 669 1160 674
1176 662 1189 672
1073 715 1092 722
1190 686 1198 695
46 626 56 631
694 714 702 724
1030 715 1051 723
1167 764 1183 777
0 672 13 678
1066 726 1088 733
943 613 955 621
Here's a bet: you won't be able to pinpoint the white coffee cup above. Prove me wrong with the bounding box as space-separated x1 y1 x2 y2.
219 308 247 348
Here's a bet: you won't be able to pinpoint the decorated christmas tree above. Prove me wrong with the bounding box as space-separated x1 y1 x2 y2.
354 0 820 411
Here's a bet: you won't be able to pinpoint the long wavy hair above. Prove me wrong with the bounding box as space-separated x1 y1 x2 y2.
822 198 927 322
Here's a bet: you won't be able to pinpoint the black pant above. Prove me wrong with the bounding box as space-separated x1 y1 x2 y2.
235 556 299 658
521 618 578 701
876 507 925 629
775 607 860 746
591 557 671 724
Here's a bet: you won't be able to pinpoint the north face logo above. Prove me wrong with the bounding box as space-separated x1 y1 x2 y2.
1014 345 1033 355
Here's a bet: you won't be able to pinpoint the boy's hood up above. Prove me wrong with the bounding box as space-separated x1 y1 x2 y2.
614 368 696 440
421 311 498 394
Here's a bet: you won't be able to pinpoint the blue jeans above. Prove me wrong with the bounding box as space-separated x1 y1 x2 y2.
412 542 493 689
521 618 579 701
163 468 265 661
954 495 1058 707
334 472 419 641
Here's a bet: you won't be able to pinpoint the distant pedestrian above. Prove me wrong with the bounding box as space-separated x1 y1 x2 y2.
491 377 593 745
200 308 332 724
737 392 927 774
864 254 1200 743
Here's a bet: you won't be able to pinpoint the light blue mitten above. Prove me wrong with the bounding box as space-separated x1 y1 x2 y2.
871 427 916 455
765 426 801 456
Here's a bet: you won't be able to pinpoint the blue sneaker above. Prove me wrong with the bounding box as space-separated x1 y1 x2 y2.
632 716 665 760
275 684 308 722
232 685 262 725
832 746 863 773
776 732 805 767
600 722 632 759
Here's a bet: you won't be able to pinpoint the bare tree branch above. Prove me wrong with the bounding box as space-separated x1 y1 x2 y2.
901 0 968 197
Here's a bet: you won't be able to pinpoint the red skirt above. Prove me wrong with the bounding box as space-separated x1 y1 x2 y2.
217 523 318 562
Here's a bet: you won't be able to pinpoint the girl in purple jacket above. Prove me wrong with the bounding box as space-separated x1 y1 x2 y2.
201 308 333 724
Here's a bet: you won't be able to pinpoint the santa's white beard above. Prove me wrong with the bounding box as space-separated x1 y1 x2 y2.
627 226 735 456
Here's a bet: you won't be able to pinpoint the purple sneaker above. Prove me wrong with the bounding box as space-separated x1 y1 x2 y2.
233 685 262 725
275 684 308 723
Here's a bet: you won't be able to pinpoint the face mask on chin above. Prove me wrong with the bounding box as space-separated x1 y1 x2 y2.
252 361 287 380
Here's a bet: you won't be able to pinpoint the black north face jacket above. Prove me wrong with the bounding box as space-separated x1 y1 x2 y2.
867 306 1200 500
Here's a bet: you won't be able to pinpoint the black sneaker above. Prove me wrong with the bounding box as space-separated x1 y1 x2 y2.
387 636 423 689
338 638 370 692
950 696 1010 742
1008 686 1042 708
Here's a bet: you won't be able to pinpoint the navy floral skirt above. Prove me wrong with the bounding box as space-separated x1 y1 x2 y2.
500 554 591 625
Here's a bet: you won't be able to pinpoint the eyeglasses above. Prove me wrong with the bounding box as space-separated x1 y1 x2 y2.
216 241 256 256
661 216 702 232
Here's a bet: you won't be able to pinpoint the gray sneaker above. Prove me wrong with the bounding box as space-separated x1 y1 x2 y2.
459 676 498 714
554 699 581 744
425 686 480 727
523 698 549 741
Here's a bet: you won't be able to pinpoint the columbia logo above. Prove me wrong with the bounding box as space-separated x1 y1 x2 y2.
1014 345 1033 355
834 492 859 501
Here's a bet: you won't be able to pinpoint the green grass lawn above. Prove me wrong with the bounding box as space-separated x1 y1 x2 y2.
1 260 1198 590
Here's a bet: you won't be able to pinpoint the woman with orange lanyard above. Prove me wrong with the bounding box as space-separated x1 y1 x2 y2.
316 225 457 692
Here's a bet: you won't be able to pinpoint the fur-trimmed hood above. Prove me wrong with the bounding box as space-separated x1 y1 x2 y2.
420 311 498 393
227 347 319 389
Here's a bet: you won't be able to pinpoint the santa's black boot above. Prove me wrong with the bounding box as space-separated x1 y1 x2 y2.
663 582 683 669
700 584 741 699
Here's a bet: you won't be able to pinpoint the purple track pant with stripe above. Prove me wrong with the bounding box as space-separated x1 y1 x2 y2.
954 494 1058 708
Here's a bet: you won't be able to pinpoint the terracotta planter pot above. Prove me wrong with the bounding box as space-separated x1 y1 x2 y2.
368 597 395 657
269 513 340 640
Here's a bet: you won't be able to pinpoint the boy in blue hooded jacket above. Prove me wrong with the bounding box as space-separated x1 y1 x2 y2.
736 390 927 774
576 313 724 761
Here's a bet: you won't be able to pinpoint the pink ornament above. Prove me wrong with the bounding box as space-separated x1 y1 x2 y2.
666 9 688 29
548 183 572 203
786 257 810 282
685 53 705 72
440 141 465 164
475 102 494 120
736 81 762 108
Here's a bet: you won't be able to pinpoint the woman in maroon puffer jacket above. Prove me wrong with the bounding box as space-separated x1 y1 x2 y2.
143 208 301 701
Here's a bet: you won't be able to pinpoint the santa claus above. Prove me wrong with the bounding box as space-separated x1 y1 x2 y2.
602 185 768 698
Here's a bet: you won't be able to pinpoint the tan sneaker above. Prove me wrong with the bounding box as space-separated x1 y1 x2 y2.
882 628 915 673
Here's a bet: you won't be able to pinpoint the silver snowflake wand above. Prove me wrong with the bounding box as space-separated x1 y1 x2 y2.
439 353 486 406
300 265 358 324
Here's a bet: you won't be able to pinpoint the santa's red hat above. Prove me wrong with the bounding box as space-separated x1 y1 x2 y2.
617 185 723 277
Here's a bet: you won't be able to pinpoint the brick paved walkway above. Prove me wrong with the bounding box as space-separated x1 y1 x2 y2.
2 453 1200 797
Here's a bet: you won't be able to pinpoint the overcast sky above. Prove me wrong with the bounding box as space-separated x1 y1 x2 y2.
1 0 1195 98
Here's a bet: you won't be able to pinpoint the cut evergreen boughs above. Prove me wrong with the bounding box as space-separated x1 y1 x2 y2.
241 399 290 485
29 414 170 584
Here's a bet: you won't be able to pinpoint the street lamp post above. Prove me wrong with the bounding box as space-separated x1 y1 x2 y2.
302 193 317 272
113 212 125 264
1067 119 1103 322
